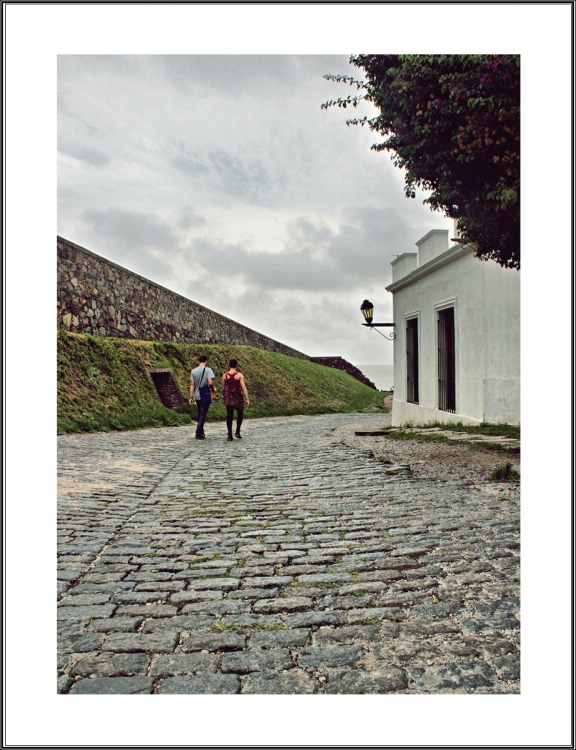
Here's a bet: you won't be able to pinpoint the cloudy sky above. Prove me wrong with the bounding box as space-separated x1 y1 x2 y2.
57 54 453 366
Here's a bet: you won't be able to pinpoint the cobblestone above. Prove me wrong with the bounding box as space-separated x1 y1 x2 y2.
57 413 519 694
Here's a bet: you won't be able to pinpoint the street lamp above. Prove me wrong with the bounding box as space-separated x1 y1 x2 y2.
360 299 396 340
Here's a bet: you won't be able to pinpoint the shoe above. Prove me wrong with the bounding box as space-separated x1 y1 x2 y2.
195 434 206 440
227 433 234 441
235 431 242 439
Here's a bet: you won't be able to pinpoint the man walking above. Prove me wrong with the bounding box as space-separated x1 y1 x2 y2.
189 355 216 440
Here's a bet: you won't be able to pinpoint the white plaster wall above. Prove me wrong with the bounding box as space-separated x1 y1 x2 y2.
483 260 521 424
391 253 417 282
416 230 450 266
390 248 520 426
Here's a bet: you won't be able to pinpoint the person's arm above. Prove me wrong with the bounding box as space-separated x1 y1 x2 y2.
189 375 195 402
208 377 216 395
239 374 249 406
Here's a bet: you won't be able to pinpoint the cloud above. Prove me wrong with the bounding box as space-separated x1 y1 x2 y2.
183 205 417 292
58 144 110 167
81 209 176 280
170 144 272 202
154 54 349 96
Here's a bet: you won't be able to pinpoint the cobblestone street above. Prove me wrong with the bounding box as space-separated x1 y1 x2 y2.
57 413 520 694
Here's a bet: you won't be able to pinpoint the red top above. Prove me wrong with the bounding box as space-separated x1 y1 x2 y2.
224 372 244 407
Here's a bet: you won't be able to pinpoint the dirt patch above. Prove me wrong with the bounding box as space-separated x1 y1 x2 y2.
334 415 520 485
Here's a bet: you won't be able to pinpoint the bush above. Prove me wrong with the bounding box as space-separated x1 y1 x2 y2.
489 462 520 482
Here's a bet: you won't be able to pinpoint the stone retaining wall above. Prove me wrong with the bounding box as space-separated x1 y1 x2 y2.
310 357 377 390
57 237 308 360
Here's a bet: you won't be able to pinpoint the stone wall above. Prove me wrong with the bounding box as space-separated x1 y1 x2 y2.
310 357 377 390
57 237 309 360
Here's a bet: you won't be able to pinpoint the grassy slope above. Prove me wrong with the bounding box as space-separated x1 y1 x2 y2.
57 331 388 434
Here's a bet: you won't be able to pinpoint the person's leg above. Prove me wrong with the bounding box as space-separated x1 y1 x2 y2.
226 406 234 439
235 408 244 437
196 400 209 438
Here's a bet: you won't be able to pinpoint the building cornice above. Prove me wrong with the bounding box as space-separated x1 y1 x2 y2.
385 243 473 292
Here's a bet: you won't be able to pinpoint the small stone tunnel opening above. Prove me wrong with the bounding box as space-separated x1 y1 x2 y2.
149 370 186 412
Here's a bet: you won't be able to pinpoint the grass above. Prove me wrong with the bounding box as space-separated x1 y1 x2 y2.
469 442 520 455
380 421 519 454
395 420 520 440
385 430 453 444
489 462 520 482
208 620 239 633
57 331 386 434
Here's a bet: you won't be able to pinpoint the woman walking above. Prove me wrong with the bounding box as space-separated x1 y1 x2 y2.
222 359 249 441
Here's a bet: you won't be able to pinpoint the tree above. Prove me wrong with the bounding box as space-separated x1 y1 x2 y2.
322 55 520 268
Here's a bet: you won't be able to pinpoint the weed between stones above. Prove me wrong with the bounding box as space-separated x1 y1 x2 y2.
209 621 239 633
251 624 286 632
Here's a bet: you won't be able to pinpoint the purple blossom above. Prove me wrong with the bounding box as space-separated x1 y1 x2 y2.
499 478 506 483
480 77 486 83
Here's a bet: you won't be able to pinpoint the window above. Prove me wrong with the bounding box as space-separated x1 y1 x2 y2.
438 307 456 412
406 317 419 404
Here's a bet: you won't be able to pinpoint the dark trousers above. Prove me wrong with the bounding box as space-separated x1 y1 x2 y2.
196 400 211 436
226 406 244 434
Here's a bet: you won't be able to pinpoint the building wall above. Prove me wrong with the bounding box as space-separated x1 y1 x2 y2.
57 236 309 360
388 243 520 426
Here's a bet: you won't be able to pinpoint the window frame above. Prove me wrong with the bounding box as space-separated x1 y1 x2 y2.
405 315 419 405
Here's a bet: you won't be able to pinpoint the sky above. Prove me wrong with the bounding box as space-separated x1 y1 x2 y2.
57 54 454 366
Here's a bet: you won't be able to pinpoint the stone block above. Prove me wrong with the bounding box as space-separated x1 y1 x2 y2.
221 649 293 674
297 644 364 669
325 667 408 694
180 633 247 652
71 652 150 677
157 674 240 694
249 629 310 650
102 632 179 653
252 597 313 614
70 677 154 694
242 669 319 694
149 653 217 676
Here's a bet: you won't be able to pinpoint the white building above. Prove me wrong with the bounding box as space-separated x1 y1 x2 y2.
386 226 520 426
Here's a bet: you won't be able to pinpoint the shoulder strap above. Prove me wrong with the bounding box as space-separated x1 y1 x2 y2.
199 368 208 388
